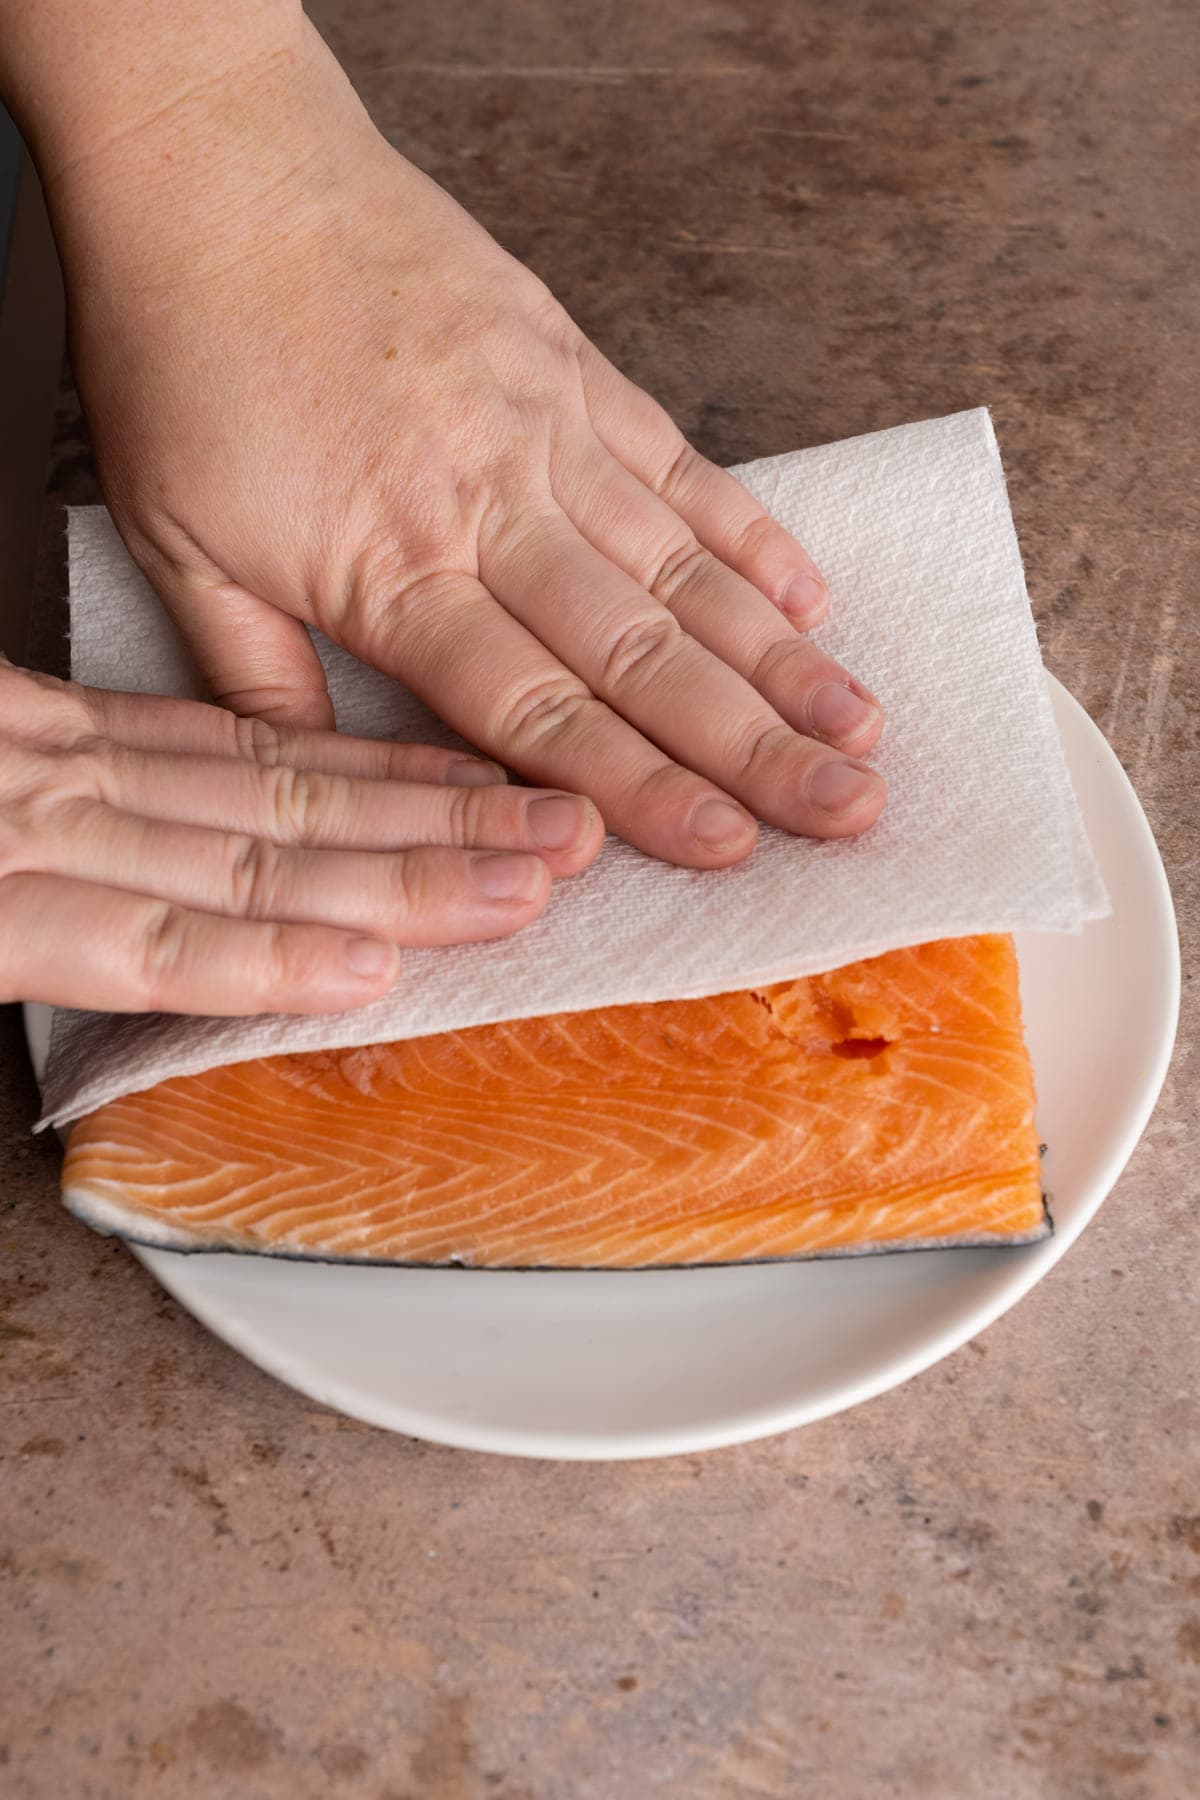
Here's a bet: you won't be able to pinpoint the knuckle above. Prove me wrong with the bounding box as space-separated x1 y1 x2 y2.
226 836 279 919
528 285 582 355
731 508 779 565
498 677 596 754
443 785 489 847
380 739 425 782
138 903 194 1008
506 387 560 440
66 688 122 746
644 538 710 604
737 720 798 784
0 741 93 867
387 852 432 920
526 346 583 414
57 736 118 802
259 921 307 993
268 765 329 843
393 567 469 620
599 614 685 693
231 713 284 767
5 666 97 745
654 437 700 501
344 558 469 664
485 494 558 567
236 917 308 996
750 636 810 693
59 677 103 727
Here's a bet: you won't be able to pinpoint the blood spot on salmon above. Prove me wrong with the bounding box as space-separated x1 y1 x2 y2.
830 1036 891 1059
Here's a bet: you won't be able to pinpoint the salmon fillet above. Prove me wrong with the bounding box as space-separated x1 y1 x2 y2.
61 934 1047 1267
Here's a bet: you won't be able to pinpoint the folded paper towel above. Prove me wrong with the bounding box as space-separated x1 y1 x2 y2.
40 407 1107 1126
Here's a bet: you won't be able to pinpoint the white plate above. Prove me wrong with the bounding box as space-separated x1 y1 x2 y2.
25 678 1179 1460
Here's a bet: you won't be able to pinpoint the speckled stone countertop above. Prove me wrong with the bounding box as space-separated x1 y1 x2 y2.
2 4 1197 1796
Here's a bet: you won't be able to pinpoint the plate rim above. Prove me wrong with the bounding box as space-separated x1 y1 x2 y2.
25 674 1181 1460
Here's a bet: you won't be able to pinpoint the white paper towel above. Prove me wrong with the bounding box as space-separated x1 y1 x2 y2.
40 407 1107 1126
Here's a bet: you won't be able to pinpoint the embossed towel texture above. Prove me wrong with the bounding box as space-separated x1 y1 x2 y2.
40 408 1107 1125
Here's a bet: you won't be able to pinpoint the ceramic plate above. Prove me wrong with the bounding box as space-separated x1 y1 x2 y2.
25 678 1179 1460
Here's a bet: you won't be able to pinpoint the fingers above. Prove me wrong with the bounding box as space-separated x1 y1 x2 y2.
23 808 555 947
79 684 508 787
0 656 508 790
553 444 883 758
577 342 830 626
484 509 884 842
352 569 764 868
152 582 339 730
72 748 603 875
0 871 403 1014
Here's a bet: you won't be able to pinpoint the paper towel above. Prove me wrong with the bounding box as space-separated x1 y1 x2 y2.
39 407 1107 1126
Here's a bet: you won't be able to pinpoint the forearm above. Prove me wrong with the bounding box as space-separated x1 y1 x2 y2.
0 1 375 285
0 1 303 179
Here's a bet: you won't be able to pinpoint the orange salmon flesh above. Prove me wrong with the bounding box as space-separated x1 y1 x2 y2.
61 934 1047 1268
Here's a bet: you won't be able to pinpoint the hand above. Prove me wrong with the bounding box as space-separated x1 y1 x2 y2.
48 13 885 872
0 661 601 1012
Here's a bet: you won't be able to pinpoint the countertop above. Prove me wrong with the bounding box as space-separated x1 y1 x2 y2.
2 3 1197 1795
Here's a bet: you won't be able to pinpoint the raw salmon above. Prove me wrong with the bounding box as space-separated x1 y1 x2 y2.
61 934 1047 1267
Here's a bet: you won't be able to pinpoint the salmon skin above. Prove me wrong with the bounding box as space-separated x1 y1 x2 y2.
61 934 1048 1269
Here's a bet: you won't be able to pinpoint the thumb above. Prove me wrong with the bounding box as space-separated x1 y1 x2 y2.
158 584 336 731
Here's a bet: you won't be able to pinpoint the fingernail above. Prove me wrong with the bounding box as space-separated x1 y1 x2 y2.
809 760 884 816
526 794 591 851
691 797 757 851
447 758 507 787
472 851 547 901
809 681 880 745
343 936 401 980
782 570 828 625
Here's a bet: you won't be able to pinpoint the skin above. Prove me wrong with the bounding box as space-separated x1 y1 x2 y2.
0 1 885 1014
0 659 601 1009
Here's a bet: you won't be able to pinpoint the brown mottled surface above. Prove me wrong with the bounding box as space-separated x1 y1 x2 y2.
2 2 1198 1796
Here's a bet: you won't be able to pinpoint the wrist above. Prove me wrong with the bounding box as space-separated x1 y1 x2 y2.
17 7 371 289
3 3 306 175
